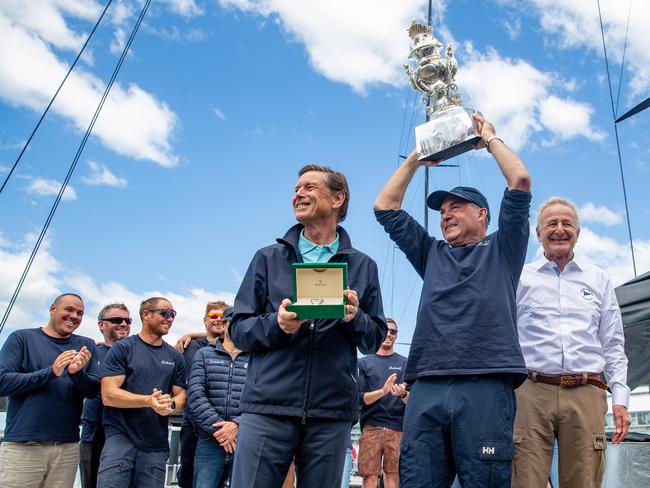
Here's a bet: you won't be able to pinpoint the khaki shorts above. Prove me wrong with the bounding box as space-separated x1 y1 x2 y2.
358 425 402 476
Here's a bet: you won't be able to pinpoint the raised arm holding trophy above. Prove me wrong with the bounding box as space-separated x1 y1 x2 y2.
371 19 533 487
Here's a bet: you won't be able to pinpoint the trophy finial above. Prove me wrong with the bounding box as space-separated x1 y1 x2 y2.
407 20 431 40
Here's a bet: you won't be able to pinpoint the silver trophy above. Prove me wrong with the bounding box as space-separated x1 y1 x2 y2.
404 21 480 161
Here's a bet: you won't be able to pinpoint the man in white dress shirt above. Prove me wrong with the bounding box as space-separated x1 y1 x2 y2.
512 197 631 488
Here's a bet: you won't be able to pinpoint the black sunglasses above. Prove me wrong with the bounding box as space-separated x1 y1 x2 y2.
102 317 132 325
387 329 398 335
147 308 177 320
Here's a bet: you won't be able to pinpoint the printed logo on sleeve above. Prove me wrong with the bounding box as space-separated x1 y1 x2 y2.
161 360 176 366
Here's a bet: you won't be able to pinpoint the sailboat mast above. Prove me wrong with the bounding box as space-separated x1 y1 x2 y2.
424 0 433 231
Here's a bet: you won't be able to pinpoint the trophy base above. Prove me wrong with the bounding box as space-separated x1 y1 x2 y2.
415 106 481 161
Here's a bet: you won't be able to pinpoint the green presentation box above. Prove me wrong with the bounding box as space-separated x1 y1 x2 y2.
286 262 348 320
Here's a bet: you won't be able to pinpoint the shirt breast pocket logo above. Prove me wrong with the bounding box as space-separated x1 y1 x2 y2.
579 288 594 301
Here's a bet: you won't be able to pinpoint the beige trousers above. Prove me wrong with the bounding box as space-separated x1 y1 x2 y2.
0 441 79 488
512 379 608 488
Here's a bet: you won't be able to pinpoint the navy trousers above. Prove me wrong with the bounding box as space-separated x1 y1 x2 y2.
231 413 351 488
96 433 168 488
399 375 516 488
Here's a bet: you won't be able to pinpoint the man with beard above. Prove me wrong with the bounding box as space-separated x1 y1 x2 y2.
0 293 97 488
358 318 408 488
230 164 387 487
79 303 132 488
175 301 230 488
98 297 187 488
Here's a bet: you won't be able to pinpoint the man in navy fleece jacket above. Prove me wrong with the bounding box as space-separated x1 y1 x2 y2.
0 293 98 488
374 113 532 488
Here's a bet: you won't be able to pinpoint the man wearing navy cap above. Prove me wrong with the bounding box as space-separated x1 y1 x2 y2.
374 113 532 487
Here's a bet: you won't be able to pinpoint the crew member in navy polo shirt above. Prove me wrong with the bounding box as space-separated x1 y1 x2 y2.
358 318 408 488
79 302 131 488
0 293 98 488
97 296 187 488
375 113 532 487
175 300 229 488
230 164 387 487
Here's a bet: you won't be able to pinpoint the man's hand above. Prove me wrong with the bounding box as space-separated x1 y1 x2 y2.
213 421 238 453
52 350 77 376
342 289 359 323
278 298 306 334
68 346 91 375
175 335 192 353
611 404 631 444
382 373 398 396
149 388 173 416
391 381 407 398
471 112 497 150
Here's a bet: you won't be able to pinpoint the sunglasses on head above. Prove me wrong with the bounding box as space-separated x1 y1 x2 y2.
102 317 132 325
147 308 177 320
206 312 223 320
387 329 398 335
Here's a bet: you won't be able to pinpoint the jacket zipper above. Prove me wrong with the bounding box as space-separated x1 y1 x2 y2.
301 320 316 425
225 356 234 421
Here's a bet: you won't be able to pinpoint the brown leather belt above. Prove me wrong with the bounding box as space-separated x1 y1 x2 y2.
527 371 608 390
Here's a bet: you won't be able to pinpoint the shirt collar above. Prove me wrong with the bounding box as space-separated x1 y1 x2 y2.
533 253 583 272
298 231 339 255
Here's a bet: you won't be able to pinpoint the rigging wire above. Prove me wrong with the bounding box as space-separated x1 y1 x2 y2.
0 0 153 336
614 0 633 116
596 0 637 277
0 0 114 197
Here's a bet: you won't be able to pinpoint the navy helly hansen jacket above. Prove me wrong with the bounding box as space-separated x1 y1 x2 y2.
187 340 250 440
230 224 387 421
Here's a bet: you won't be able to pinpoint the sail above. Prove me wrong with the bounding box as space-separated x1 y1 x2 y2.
615 270 650 389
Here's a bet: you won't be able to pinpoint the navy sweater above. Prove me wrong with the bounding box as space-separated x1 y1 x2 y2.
230 224 387 421
188 341 250 440
0 328 98 442
376 188 531 386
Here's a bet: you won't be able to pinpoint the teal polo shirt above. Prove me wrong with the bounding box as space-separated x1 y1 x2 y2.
298 231 339 263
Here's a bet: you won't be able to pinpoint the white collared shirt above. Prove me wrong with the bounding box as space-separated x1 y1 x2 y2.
516 256 630 406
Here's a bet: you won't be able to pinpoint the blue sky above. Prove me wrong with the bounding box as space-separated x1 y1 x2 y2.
1 0 649 354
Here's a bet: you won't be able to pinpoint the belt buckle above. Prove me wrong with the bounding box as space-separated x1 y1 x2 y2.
560 375 573 388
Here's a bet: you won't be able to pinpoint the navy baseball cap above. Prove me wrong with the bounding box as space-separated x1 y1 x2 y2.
426 186 491 223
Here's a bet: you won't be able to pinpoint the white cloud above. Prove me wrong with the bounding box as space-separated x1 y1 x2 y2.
457 49 602 150
212 107 227 120
218 0 427 93
161 0 204 18
26 177 77 201
503 17 521 40
0 5 180 166
0 0 101 51
539 96 605 141
529 0 650 101
81 160 128 187
580 202 622 226
0 234 235 344
216 1 602 148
